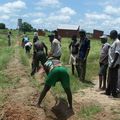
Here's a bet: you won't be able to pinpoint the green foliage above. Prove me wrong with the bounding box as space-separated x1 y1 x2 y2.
21 22 33 33
0 23 6 29
0 47 14 70
19 48 29 66
78 104 102 120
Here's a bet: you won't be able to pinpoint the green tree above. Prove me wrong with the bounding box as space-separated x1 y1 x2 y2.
21 22 33 33
0 23 6 29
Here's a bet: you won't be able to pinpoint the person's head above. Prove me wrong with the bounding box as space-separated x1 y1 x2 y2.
118 33 120 40
79 29 86 39
54 30 58 39
100 35 108 44
48 34 54 43
72 35 77 42
34 32 38 36
110 30 118 40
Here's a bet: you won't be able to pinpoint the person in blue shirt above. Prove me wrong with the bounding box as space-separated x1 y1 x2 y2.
76 29 90 82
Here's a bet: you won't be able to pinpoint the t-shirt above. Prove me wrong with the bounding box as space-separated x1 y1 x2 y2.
108 39 120 67
99 43 110 64
25 42 32 48
51 39 61 57
79 38 90 60
44 59 61 72
23 37 29 44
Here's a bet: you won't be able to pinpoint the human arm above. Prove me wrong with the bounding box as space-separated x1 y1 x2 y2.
43 42 48 56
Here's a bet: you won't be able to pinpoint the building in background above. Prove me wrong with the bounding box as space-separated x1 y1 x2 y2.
57 25 80 38
38 29 46 36
93 29 104 39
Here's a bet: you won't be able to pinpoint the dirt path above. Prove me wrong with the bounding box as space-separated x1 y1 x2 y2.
0 42 47 120
73 79 120 120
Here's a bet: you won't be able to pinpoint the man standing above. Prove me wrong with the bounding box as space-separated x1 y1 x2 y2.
50 31 61 60
106 30 120 98
69 35 79 75
98 35 110 90
77 29 90 82
7 31 12 46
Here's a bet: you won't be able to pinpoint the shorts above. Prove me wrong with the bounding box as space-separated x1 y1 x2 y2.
69 54 77 65
36 51 47 65
99 63 108 76
45 66 70 89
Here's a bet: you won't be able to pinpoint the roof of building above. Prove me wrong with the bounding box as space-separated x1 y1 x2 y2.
57 24 80 30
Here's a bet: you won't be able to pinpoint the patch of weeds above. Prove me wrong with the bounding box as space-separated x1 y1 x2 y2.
0 73 13 89
19 48 29 66
0 93 7 107
78 104 102 120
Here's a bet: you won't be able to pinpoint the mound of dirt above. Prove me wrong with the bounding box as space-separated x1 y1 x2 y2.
2 103 46 120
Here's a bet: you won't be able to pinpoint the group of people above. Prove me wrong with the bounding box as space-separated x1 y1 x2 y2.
21 29 120 111
21 29 91 110
98 30 120 98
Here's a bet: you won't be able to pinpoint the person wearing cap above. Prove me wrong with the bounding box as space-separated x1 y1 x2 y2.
69 35 79 75
105 30 120 98
98 35 110 90
77 29 90 82
49 31 62 60
36 58 73 110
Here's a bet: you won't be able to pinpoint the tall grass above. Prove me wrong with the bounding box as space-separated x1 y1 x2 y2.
19 48 30 66
78 104 102 120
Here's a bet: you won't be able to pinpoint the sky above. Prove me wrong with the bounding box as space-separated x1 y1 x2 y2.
0 0 120 34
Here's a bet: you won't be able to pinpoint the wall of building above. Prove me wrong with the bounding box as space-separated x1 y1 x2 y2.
93 30 104 39
57 29 79 38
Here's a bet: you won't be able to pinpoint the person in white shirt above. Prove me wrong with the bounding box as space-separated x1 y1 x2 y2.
25 42 32 53
49 31 62 60
106 30 120 98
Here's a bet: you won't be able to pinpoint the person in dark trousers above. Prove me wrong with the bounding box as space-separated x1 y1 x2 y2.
69 35 79 75
36 58 73 110
76 29 90 82
7 31 12 46
31 40 48 76
105 30 120 98
98 35 110 90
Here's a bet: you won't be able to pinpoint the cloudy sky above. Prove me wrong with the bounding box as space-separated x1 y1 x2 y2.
0 0 120 34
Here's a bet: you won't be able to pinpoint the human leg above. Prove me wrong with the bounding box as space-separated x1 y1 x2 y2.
63 87 72 109
72 64 74 75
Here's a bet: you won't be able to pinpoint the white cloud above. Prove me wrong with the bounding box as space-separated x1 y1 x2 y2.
31 7 76 30
104 5 120 15
0 0 26 14
59 7 76 16
37 0 60 7
0 15 10 20
85 13 111 20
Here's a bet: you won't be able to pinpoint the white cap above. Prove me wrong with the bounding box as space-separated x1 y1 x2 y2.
100 35 108 39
